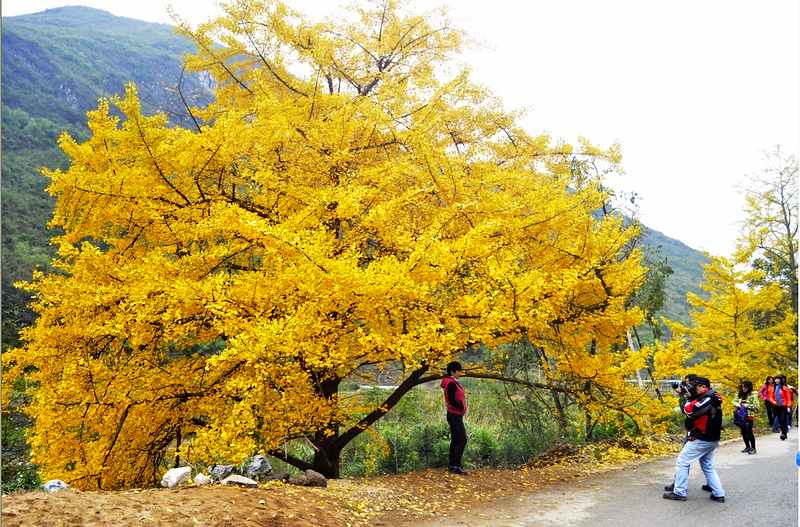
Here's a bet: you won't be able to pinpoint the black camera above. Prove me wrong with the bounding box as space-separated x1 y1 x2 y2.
671 381 690 395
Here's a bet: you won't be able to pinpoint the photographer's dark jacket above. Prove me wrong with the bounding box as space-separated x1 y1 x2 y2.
683 390 723 441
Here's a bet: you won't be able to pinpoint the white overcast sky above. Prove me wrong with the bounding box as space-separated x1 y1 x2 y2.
4 0 799 257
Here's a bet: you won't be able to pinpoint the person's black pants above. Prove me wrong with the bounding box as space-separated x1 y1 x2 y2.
447 412 467 468
739 420 756 450
764 401 775 428
774 406 789 436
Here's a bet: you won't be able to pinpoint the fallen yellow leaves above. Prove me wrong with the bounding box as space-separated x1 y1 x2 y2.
303 435 682 526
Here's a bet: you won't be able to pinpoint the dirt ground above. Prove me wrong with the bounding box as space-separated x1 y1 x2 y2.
0 470 581 527
0 484 353 527
0 438 680 527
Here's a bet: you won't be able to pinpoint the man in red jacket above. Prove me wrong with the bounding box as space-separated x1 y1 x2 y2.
663 377 725 502
441 361 468 475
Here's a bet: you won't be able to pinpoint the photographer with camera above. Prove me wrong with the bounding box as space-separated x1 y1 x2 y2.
671 374 698 407
663 376 726 503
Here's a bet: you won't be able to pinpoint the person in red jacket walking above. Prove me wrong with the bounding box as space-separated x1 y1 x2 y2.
758 376 776 430
441 361 468 475
770 374 794 440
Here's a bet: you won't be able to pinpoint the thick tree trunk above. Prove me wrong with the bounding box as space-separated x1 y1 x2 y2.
282 366 431 478
311 438 342 478
584 340 597 440
275 364 574 477
174 427 181 468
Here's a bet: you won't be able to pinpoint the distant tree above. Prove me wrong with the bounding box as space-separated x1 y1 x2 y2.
737 147 798 316
654 256 796 389
629 250 673 343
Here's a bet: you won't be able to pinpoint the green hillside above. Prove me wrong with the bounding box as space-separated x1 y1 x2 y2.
0 6 706 348
1 6 212 345
640 226 708 326
3 6 211 125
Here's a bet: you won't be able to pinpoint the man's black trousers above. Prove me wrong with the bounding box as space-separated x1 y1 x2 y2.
447 412 467 468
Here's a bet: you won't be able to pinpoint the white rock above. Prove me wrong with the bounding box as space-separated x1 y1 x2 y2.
244 455 273 480
161 466 192 488
193 473 213 486
42 480 69 493
221 474 258 488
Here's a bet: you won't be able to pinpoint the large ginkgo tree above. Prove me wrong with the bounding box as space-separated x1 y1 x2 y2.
4 0 647 488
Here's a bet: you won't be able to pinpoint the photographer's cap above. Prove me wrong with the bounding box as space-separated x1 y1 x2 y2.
695 377 711 387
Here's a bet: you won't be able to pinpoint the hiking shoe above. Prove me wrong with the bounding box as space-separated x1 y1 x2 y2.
741 447 751 453
702 485 712 492
748 448 757 455
710 495 725 503
662 492 687 501
448 466 468 475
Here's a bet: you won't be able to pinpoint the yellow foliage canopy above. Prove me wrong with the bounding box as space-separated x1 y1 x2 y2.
3 0 646 488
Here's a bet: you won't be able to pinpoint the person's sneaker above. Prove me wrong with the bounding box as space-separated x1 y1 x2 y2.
662 492 687 501
710 495 725 503
740 447 751 453
781 434 787 440
748 448 757 455
448 466 468 475
702 485 712 492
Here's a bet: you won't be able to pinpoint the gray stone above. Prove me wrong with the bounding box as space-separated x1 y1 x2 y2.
161 466 192 488
304 469 327 487
244 455 273 480
288 473 307 486
42 480 69 493
209 464 235 481
221 474 258 488
193 473 213 486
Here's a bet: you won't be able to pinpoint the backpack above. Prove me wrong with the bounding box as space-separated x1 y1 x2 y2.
732 405 747 427
706 392 724 439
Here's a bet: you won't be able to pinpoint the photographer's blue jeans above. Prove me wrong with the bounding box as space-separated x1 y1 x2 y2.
673 439 724 498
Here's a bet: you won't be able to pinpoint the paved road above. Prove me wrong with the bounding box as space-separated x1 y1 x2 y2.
419 433 798 527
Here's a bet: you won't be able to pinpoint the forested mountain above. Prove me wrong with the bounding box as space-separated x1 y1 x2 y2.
1 6 212 344
640 226 708 325
0 6 706 347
